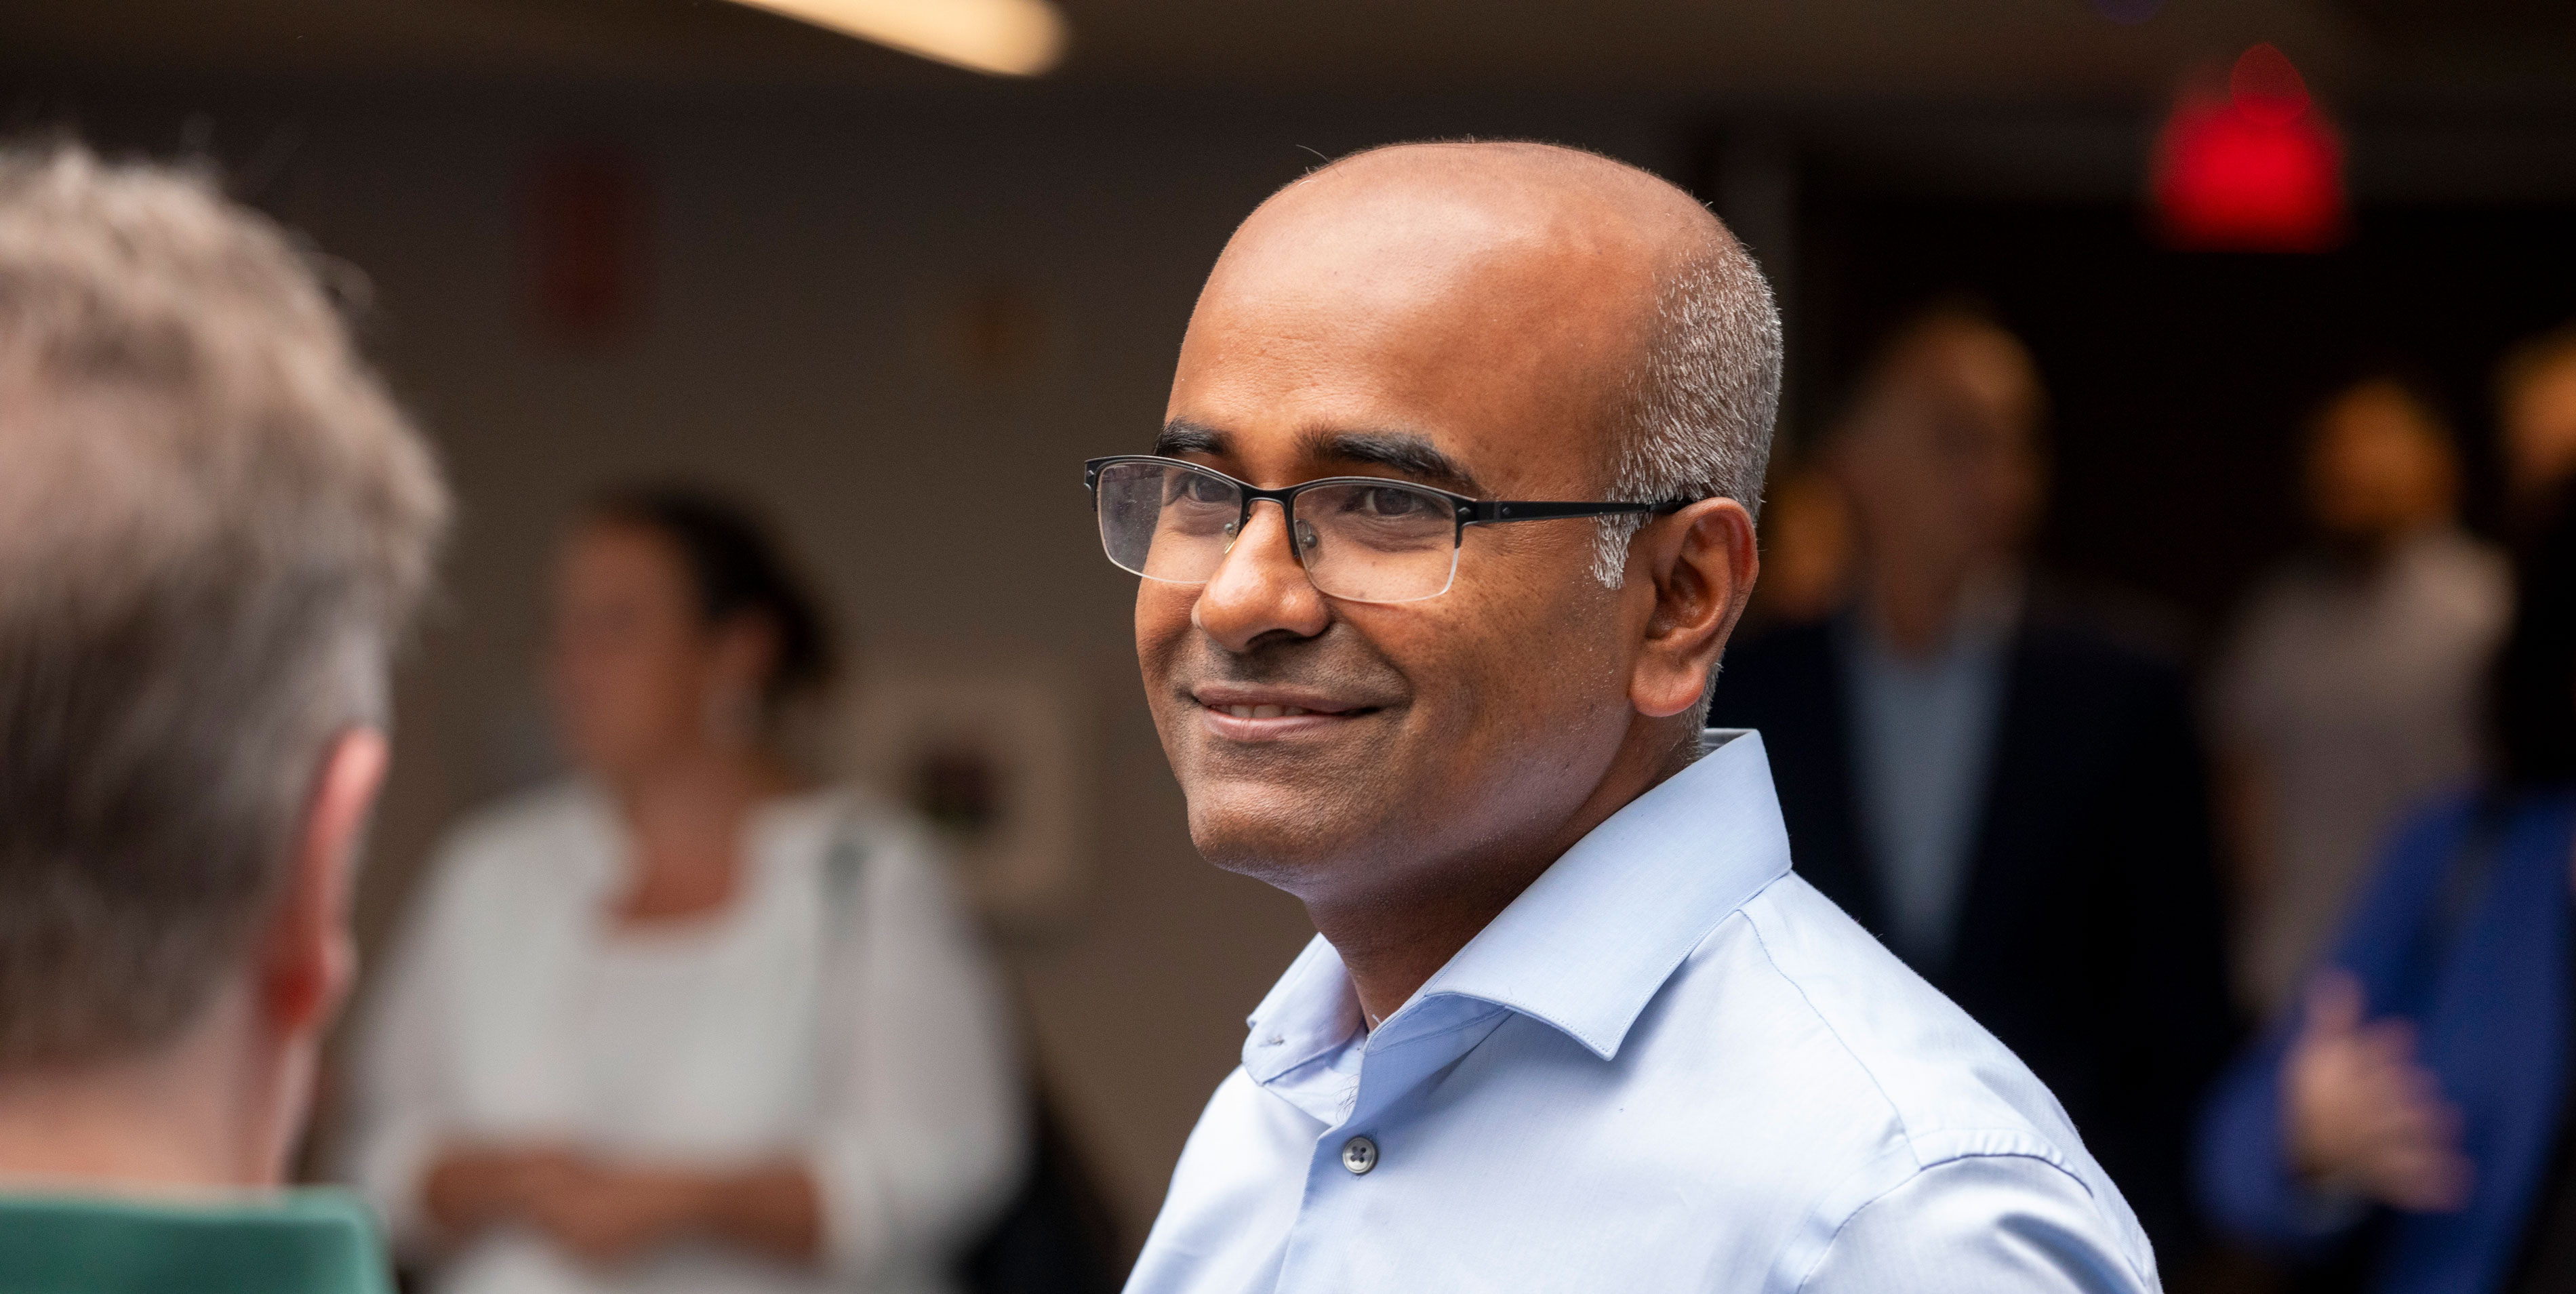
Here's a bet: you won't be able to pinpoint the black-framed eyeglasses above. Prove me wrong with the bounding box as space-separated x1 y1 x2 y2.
1084 454 1701 604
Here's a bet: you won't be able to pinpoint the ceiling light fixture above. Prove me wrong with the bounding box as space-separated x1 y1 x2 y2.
728 0 1068 77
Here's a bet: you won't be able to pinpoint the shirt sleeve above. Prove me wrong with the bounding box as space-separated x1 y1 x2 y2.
2194 1019 2373 1251
805 818 1029 1282
1796 1155 2158 1294
2194 798 2482 1255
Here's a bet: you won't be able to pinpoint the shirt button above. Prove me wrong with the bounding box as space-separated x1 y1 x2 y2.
1340 1135 1379 1175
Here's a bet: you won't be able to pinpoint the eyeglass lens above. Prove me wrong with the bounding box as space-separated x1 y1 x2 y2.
1093 460 1462 603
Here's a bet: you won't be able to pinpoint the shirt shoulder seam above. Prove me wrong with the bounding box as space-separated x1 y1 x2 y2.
1736 897 2090 1179
1787 1150 2102 1293
1733 892 1916 1149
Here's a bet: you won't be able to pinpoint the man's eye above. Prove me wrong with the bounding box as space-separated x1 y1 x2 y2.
1358 487 1431 517
1171 475 1233 505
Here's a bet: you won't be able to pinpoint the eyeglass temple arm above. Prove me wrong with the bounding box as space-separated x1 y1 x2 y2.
1462 498 1702 525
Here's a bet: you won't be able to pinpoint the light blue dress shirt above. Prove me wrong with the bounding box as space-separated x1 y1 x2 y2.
1125 731 2158 1294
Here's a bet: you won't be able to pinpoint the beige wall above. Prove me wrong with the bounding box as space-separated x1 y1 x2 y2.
56 80 1685 1252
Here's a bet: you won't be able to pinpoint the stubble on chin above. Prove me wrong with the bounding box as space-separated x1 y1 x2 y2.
1165 697 1430 905
1179 761 1377 891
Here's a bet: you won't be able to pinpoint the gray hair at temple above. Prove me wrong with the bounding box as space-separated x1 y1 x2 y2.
1594 210 1782 587
0 144 449 1068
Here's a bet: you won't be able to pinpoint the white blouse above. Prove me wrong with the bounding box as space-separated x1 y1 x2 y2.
349 782 1026 1294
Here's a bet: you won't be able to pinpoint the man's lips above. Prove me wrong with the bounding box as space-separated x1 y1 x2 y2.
1211 702 1331 719
1188 684 1386 737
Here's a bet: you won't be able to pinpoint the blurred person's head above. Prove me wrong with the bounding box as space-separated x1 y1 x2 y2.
0 146 446 1186
1138 140 1774 918
1824 307 2045 645
546 486 832 783
2301 377 2458 557
2487 481 2576 793
2499 326 2576 516
1748 462 1853 626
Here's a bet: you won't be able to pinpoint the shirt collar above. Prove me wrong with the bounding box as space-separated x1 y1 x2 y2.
0 1188 391 1294
1244 729 1793 1072
1242 930 1367 1085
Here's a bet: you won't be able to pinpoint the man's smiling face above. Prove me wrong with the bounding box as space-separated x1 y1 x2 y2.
1137 149 1673 910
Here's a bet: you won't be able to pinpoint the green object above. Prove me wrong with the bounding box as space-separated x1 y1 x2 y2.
0 1188 392 1294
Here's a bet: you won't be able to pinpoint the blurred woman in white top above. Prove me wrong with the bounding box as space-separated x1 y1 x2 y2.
351 487 1024 1294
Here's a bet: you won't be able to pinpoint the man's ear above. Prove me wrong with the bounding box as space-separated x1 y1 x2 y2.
258 727 389 1043
1628 498 1759 719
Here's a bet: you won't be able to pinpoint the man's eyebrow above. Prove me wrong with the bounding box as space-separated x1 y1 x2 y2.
1154 420 1227 457
1305 429 1486 496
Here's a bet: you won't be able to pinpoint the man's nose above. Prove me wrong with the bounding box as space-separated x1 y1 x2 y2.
1192 500 1331 650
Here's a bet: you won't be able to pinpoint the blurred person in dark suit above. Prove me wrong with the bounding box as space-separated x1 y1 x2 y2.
1707 306 2233 1262
2213 378 2509 1020
0 145 448 1291
349 488 1024 1294
2198 486 2576 1294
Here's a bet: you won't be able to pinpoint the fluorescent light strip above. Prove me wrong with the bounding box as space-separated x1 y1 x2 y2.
729 0 1067 77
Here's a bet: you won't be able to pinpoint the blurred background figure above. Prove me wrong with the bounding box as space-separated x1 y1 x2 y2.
2198 487 2576 1294
350 487 1026 1294
1742 460 1855 628
1709 306 2234 1265
2501 328 2576 531
2211 378 2510 1019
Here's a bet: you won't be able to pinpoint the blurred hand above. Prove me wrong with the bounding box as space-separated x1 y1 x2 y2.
425 1144 818 1268
524 1160 710 1268
423 1145 586 1238
2283 970 2473 1211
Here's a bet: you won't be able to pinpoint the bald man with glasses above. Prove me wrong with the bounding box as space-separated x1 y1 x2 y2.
1088 142 2159 1294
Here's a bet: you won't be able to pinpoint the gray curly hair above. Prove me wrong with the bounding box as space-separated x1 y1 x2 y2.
0 144 448 1068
